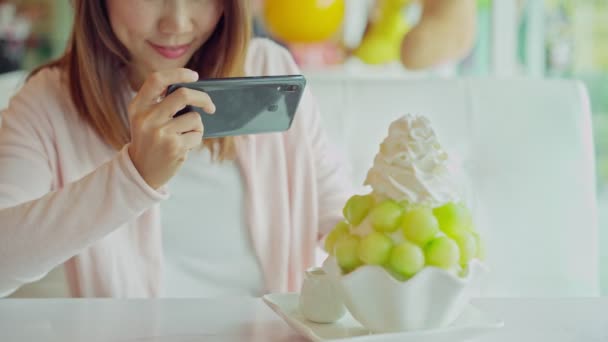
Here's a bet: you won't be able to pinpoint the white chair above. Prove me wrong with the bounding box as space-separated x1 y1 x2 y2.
307 75 601 297
0 71 26 113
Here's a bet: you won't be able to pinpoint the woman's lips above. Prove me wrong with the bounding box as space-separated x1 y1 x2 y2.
149 42 191 59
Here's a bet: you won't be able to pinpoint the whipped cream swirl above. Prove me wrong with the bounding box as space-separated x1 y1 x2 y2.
364 115 459 207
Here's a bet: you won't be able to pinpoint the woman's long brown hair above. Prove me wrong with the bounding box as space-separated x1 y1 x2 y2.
31 0 251 159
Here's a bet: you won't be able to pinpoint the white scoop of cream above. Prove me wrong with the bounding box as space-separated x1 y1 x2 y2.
364 115 460 207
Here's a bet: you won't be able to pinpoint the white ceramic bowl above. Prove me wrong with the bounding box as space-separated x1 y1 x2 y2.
321 256 487 333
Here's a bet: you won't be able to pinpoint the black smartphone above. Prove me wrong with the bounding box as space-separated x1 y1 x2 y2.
166 74 306 138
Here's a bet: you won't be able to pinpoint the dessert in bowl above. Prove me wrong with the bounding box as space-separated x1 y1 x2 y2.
320 114 487 333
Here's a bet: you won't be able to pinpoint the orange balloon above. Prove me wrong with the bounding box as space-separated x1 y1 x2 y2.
262 0 345 43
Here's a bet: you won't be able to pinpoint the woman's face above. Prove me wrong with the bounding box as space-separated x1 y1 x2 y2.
106 0 223 85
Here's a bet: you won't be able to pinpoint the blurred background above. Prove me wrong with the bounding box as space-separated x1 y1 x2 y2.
0 0 606 292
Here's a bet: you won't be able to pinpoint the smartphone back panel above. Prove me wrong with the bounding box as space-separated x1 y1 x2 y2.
167 75 306 138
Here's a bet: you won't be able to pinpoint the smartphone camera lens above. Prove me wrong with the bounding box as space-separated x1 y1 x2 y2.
279 85 298 92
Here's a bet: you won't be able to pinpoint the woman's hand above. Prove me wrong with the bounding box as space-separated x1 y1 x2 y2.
127 69 216 189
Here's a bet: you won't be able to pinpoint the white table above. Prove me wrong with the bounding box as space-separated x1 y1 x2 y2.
1 297 607 341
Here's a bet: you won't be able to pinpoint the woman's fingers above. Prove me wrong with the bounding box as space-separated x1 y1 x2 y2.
131 69 199 113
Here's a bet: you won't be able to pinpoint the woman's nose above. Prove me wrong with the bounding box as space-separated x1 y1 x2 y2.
158 2 193 35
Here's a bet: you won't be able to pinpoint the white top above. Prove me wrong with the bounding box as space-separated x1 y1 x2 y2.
160 147 265 298
7 147 264 298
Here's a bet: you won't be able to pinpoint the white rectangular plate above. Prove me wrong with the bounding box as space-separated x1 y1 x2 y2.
262 293 504 342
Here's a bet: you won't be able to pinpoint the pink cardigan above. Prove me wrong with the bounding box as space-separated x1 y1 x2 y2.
0 38 353 297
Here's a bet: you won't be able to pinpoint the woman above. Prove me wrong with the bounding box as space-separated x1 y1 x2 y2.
0 0 352 298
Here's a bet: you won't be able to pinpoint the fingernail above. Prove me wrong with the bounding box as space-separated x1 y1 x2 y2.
189 70 199 81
